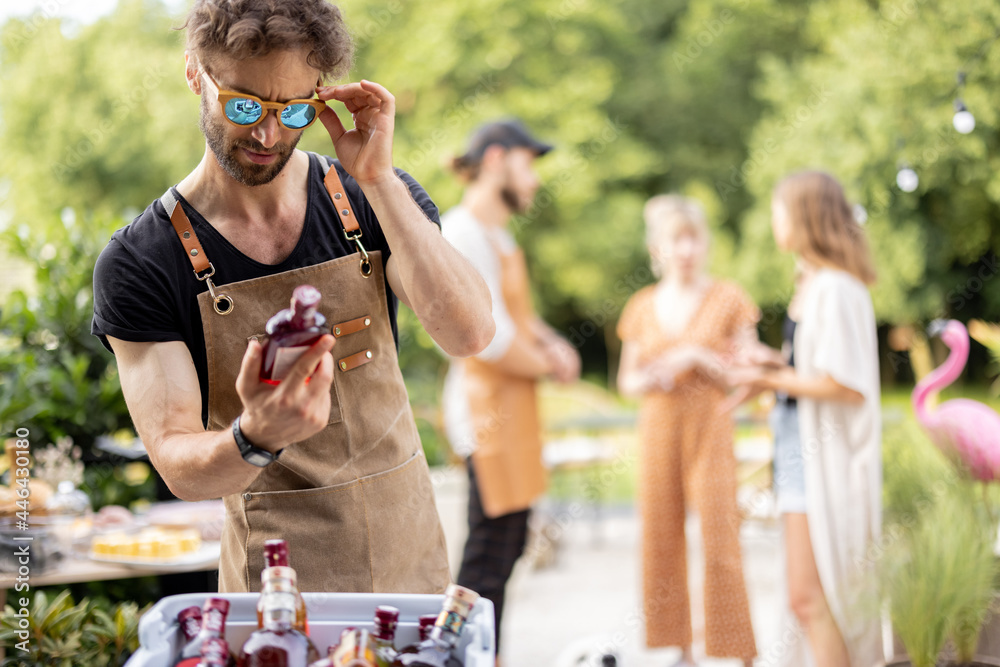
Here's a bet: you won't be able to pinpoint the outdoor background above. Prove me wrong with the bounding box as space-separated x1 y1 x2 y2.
1 0 1000 655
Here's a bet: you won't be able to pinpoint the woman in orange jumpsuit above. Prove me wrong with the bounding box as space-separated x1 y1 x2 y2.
617 195 758 666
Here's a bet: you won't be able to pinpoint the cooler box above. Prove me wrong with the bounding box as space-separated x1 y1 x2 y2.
126 592 495 666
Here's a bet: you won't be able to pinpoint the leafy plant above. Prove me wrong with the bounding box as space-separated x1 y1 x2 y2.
0 590 147 667
969 320 1000 397
881 420 1000 667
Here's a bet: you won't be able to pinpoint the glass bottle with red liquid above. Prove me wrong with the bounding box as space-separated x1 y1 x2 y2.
391 585 479 667
200 637 232 667
260 285 329 384
241 589 319 667
257 539 309 634
176 598 234 667
372 606 400 667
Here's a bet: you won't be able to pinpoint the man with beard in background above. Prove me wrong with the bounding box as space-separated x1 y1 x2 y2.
442 120 581 664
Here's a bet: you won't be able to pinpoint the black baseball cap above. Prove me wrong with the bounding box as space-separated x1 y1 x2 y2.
459 119 554 163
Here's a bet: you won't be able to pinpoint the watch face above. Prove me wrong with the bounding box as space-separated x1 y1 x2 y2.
245 450 273 467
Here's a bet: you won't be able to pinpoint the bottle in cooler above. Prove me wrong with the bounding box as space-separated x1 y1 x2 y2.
391 585 479 667
257 538 309 634
241 589 319 666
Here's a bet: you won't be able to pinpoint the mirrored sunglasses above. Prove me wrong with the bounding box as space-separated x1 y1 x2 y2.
205 71 326 130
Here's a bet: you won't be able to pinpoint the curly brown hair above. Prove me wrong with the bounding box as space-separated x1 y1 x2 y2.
182 0 354 82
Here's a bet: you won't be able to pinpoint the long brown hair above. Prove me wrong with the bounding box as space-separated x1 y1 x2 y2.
774 171 877 285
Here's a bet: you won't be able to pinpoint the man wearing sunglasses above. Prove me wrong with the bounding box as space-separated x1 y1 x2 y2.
91 0 494 596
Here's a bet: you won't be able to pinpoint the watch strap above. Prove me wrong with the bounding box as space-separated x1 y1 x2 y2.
232 415 282 466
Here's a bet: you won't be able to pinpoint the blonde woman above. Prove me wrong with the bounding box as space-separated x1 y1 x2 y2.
617 196 758 666
732 171 881 667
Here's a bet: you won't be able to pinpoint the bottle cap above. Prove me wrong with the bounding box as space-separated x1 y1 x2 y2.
177 606 202 640
374 605 399 624
292 285 321 308
418 614 438 629
263 539 289 568
373 605 399 640
202 597 230 617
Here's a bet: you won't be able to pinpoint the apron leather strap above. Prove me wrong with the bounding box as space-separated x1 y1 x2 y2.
160 188 234 315
315 153 373 278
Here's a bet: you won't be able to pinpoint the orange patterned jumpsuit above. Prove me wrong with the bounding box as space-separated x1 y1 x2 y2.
617 281 758 660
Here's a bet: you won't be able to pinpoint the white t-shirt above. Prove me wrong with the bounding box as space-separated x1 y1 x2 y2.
440 206 518 456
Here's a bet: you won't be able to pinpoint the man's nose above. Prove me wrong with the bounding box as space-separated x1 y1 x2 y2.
252 112 281 149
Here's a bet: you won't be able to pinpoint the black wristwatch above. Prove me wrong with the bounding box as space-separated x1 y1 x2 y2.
232 415 282 467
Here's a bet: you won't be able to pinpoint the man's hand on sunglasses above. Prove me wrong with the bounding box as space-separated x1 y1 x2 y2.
317 80 396 188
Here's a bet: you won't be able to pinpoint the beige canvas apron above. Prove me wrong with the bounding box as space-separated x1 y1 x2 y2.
159 154 450 593
462 239 547 518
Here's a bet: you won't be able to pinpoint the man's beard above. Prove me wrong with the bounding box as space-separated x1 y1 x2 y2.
200 95 301 187
500 186 527 214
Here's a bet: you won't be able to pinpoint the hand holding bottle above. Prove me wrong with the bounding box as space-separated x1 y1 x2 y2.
235 335 335 451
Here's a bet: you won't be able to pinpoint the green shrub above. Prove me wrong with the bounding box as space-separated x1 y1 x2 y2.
0 589 147 667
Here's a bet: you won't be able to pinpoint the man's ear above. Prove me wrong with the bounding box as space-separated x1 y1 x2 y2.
184 51 202 95
480 144 507 175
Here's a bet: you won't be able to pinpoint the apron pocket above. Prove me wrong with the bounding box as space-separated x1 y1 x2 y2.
237 451 449 595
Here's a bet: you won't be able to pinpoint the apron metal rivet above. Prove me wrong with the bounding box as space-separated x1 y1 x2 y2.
340 361 347 370
190 249 199 256
182 231 191 239
364 318 371 326
341 209 350 216
366 351 372 359
334 327 341 335
243 492 251 501
334 192 342 199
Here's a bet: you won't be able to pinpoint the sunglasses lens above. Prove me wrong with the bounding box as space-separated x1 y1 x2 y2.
281 103 317 129
225 97 263 125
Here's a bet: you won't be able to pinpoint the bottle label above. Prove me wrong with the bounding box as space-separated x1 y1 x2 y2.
245 645 290 667
436 610 466 636
271 345 310 381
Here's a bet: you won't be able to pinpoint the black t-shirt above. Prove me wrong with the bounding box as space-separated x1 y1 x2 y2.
92 153 441 425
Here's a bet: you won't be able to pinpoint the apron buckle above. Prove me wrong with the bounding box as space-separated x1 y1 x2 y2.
344 230 373 278
195 263 235 315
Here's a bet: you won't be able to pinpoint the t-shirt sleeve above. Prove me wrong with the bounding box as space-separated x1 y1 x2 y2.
395 168 441 229
616 290 646 342
810 276 873 399
91 236 183 353
441 217 515 361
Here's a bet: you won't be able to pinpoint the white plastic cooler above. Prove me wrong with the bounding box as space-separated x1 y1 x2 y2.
125 592 495 666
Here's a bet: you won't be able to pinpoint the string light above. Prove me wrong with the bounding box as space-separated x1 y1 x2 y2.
896 165 919 193
953 72 975 134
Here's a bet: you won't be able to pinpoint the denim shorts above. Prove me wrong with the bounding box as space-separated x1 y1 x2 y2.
770 401 807 514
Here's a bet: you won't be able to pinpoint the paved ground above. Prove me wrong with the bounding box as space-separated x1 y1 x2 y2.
431 465 786 667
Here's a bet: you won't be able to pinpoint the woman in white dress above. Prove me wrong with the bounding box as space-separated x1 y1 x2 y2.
733 171 881 667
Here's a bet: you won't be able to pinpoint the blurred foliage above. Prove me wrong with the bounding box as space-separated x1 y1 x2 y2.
0 589 147 667
0 214 133 452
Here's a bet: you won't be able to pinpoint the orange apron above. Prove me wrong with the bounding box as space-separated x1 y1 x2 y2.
461 237 547 518
158 154 451 593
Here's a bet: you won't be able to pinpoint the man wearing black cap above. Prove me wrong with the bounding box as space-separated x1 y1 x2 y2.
441 119 581 662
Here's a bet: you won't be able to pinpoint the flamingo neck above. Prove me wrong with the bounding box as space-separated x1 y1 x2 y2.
913 332 969 423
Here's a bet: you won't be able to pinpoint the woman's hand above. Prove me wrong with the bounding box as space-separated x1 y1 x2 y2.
316 79 396 187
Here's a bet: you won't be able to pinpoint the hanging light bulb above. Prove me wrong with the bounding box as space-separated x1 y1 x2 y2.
953 99 976 134
896 165 918 193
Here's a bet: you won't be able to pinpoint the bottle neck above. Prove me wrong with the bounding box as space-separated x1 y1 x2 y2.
260 590 297 632
429 611 465 649
201 608 227 637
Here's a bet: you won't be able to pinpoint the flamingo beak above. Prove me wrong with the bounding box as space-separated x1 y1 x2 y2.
927 319 949 338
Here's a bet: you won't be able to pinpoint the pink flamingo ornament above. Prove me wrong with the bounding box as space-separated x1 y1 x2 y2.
912 319 1000 482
